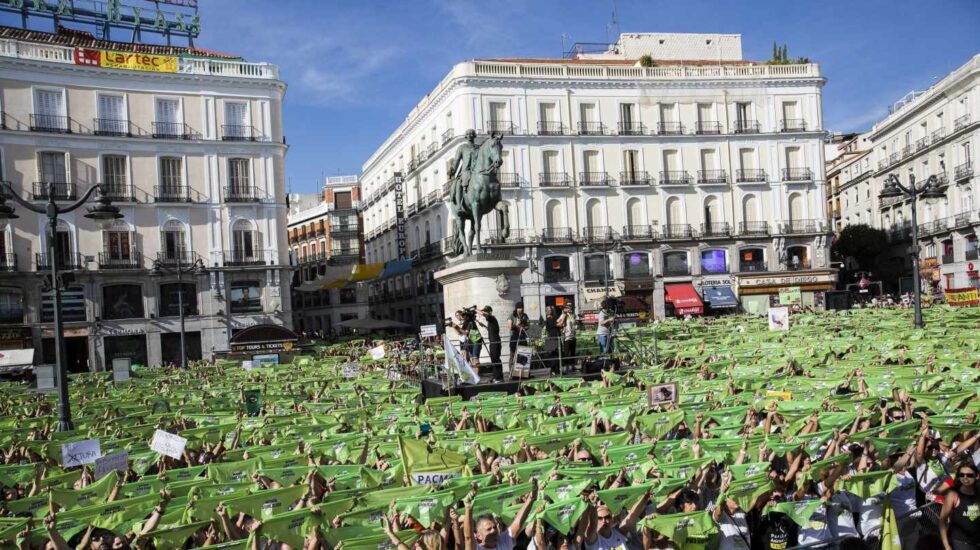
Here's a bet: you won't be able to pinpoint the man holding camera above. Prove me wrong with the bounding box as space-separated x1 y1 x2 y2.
596 299 616 355
477 305 502 382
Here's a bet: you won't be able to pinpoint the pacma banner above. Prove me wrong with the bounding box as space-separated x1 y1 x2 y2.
944 287 980 307
74 48 178 73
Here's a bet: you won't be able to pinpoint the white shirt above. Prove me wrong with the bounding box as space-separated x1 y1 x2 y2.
478 530 515 550
890 470 917 519
587 528 628 550
796 499 833 547
717 510 751 550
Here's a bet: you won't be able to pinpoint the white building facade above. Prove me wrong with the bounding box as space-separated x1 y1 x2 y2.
360 33 834 322
0 27 291 370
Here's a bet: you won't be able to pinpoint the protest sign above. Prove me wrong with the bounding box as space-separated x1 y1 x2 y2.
419 324 438 338
242 361 254 371
648 383 678 406
111 358 130 382
768 307 789 331
150 430 187 459
369 345 385 360
61 439 102 468
513 345 532 379
766 391 793 401
342 364 360 379
94 451 129 479
778 287 802 305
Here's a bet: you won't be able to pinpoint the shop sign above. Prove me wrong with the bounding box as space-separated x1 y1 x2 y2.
738 272 836 288
102 328 145 337
699 276 733 288
0 326 31 348
582 285 622 303
944 287 980 307
230 341 294 353
41 326 90 338
542 283 571 295
778 286 802 305
74 48 177 73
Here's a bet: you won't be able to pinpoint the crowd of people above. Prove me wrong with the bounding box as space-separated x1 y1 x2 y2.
0 307 976 549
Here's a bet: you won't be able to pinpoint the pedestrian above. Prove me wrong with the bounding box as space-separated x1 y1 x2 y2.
595 301 615 355
939 461 979 550
477 306 502 382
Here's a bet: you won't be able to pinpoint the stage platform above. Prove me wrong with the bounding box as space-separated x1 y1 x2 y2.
421 369 605 399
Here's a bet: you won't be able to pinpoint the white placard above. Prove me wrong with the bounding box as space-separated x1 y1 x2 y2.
411 472 461 485
36 364 56 391
150 430 187 459
242 361 254 371
647 383 679 406
94 451 129 479
341 364 360 379
61 439 102 468
386 369 402 381
419 324 438 338
369 345 385 360
111 358 131 382
768 307 790 331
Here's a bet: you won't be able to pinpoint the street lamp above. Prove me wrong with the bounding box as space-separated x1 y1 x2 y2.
0 182 122 431
150 257 207 369
878 172 947 329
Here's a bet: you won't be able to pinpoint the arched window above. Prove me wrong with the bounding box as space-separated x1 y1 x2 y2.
700 249 728 274
785 245 809 270
740 247 766 272
742 194 759 222
626 198 644 228
662 250 689 276
232 219 258 263
963 186 974 213
665 197 683 226
103 284 144 320
424 221 431 246
50 219 74 267
704 196 720 228
546 199 563 228
435 216 442 240
586 198 603 228
161 219 187 264
788 192 804 222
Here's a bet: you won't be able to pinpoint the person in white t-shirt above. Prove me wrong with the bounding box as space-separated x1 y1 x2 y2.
463 480 538 550
584 489 651 550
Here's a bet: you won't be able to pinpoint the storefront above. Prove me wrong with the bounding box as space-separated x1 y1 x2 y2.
695 275 738 315
664 283 703 316
735 270 837 315
103 333 148 368
226 324 300 365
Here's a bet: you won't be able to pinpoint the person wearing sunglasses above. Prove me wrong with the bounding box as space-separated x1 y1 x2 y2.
939 461 979 550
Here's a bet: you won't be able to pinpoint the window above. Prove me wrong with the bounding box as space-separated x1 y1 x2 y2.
739 148 755 171
545 199 563 228
740 248 766 272
340 287 357 304
542 150 559 174
623 252 650 279
228 158 251 194
659 103 676 123
159 157 183 196
96 94 126 135
102 155 128 196
579 103 596 123
42 285 85 323
103 224 133 261
701 249 728 274
161 220 187 263
700 149 717 171
539 102 557 124
223 101 249 138
735 102 751 126
155 98 180 124
663 150 679 171
582 150 600 174
33 88 66 131
159 283 198 317
38 152 67 182
543 256 570 282
52 219 73 267
583 255 610 282
0 288 24 324
102 284 144 320
781 101 800 125
232 219 257 259
697 103 713 124
623 150 640 178
785 246 809 270
662 250 689 276
488 102 507 128
334 191 352 209
230 281 261 313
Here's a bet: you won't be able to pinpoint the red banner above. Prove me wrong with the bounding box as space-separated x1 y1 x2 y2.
944 287 980 307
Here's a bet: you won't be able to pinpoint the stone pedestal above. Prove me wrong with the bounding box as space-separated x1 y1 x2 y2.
435 259 526 368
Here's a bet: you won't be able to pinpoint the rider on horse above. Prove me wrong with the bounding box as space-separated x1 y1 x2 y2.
448 129 479 210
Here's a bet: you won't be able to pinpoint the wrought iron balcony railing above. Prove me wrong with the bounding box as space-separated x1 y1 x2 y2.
739 221 770 236
93 118 132 137
36 252 83 271
782 167 814 181
659 170 692 185
697 169 728 184
223 249 270 266
539 172 571 187
695 121 722 135
662 224 694 239
736 169 767 183
619 171 652 186
780 118 807 132
485 120 514 135
221 124 258 141
29 113 70 133
32 182 75 201
541 227 573 243
733 120 761 134
154 185 191 202
537 121 565 135
656 121 684 135
98 249 144 270
617 121 645 135
578 172 611 186
622 225 656 240
577 121 605 135
224 186 261 203
700 222 730 237
152 121 192 139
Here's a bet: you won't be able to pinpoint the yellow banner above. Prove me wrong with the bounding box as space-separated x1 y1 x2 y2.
944 287 980 307
98 50 177 73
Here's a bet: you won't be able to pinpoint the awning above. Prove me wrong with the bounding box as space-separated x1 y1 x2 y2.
0 348 34 369
322 263 384 289
703 286 739 308
664 284 703 316
380 259 414 278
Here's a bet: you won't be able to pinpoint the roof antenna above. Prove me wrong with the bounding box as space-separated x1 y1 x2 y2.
609 0 619 40
561 33 568 57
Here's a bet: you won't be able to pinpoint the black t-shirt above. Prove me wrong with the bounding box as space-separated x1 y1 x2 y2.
510 313 529 335
751 510 797 550
485 315 500 345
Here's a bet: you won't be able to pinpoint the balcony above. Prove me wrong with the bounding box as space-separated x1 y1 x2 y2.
101 183 134 202
931 127 945 144
152 122 192 139
696 169 728 184
941 253 955 265
98 249 144 270
619 171 652 186
739 221 770 236
954 212 972 228
622 225 656 240
441 128 454 145
497 172 523 188
578 172 611 186
733 120 761 134
485 228 531 245
915 137 929 151
485 120 514 135
780 119 807 132
659 170 692 185
224 186 261 203
541 228 573 243
36 253 83 271
736 169 767 183
577 121 606 135
93 118 132 137
29 113 70 133
953 113 971 131
32 182 75 201
656 122 684 135
739 259 767 272
662 224 694 240
954 161 973 182
539 172 571 187
156 251 201 268
537 121 565 135
154 185 191 202
0 253 17 272
617 121 645 136
700 222 730 237
782 167 813 182
329 225 359 238
783 219 820 234
221 125 258 141
901 145 913 159
582 226 615 242
695 121 722 135
223 250 269 267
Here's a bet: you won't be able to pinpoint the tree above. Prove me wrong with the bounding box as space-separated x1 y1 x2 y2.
638 54 654 67
832 224 888 271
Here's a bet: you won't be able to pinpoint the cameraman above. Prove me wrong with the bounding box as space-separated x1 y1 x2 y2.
462 306 483 373
477 306 502 382
507 302 530 366
596 299 616 355
556 304 577 371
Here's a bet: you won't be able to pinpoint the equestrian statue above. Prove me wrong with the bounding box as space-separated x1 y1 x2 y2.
447 129 510 257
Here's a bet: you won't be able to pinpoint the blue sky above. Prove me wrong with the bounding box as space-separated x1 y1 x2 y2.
6 0 979 193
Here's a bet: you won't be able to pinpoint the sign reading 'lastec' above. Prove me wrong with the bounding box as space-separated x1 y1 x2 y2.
74 48 178 73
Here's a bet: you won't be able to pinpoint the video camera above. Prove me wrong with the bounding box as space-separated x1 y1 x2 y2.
601 297 625 313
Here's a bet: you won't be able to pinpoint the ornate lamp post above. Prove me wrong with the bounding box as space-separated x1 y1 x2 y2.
150 257 207 369
878 173 947 329
0 182 122 431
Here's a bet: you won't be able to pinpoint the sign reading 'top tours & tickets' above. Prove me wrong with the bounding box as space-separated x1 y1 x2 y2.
74 48 178 73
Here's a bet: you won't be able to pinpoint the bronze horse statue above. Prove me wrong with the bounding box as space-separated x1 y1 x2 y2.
449 133 509 256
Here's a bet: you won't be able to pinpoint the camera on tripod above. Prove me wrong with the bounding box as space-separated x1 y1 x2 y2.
601 296 625 313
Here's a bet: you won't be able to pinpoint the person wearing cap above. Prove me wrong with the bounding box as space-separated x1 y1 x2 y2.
507 302 530 365
477 306 502 382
